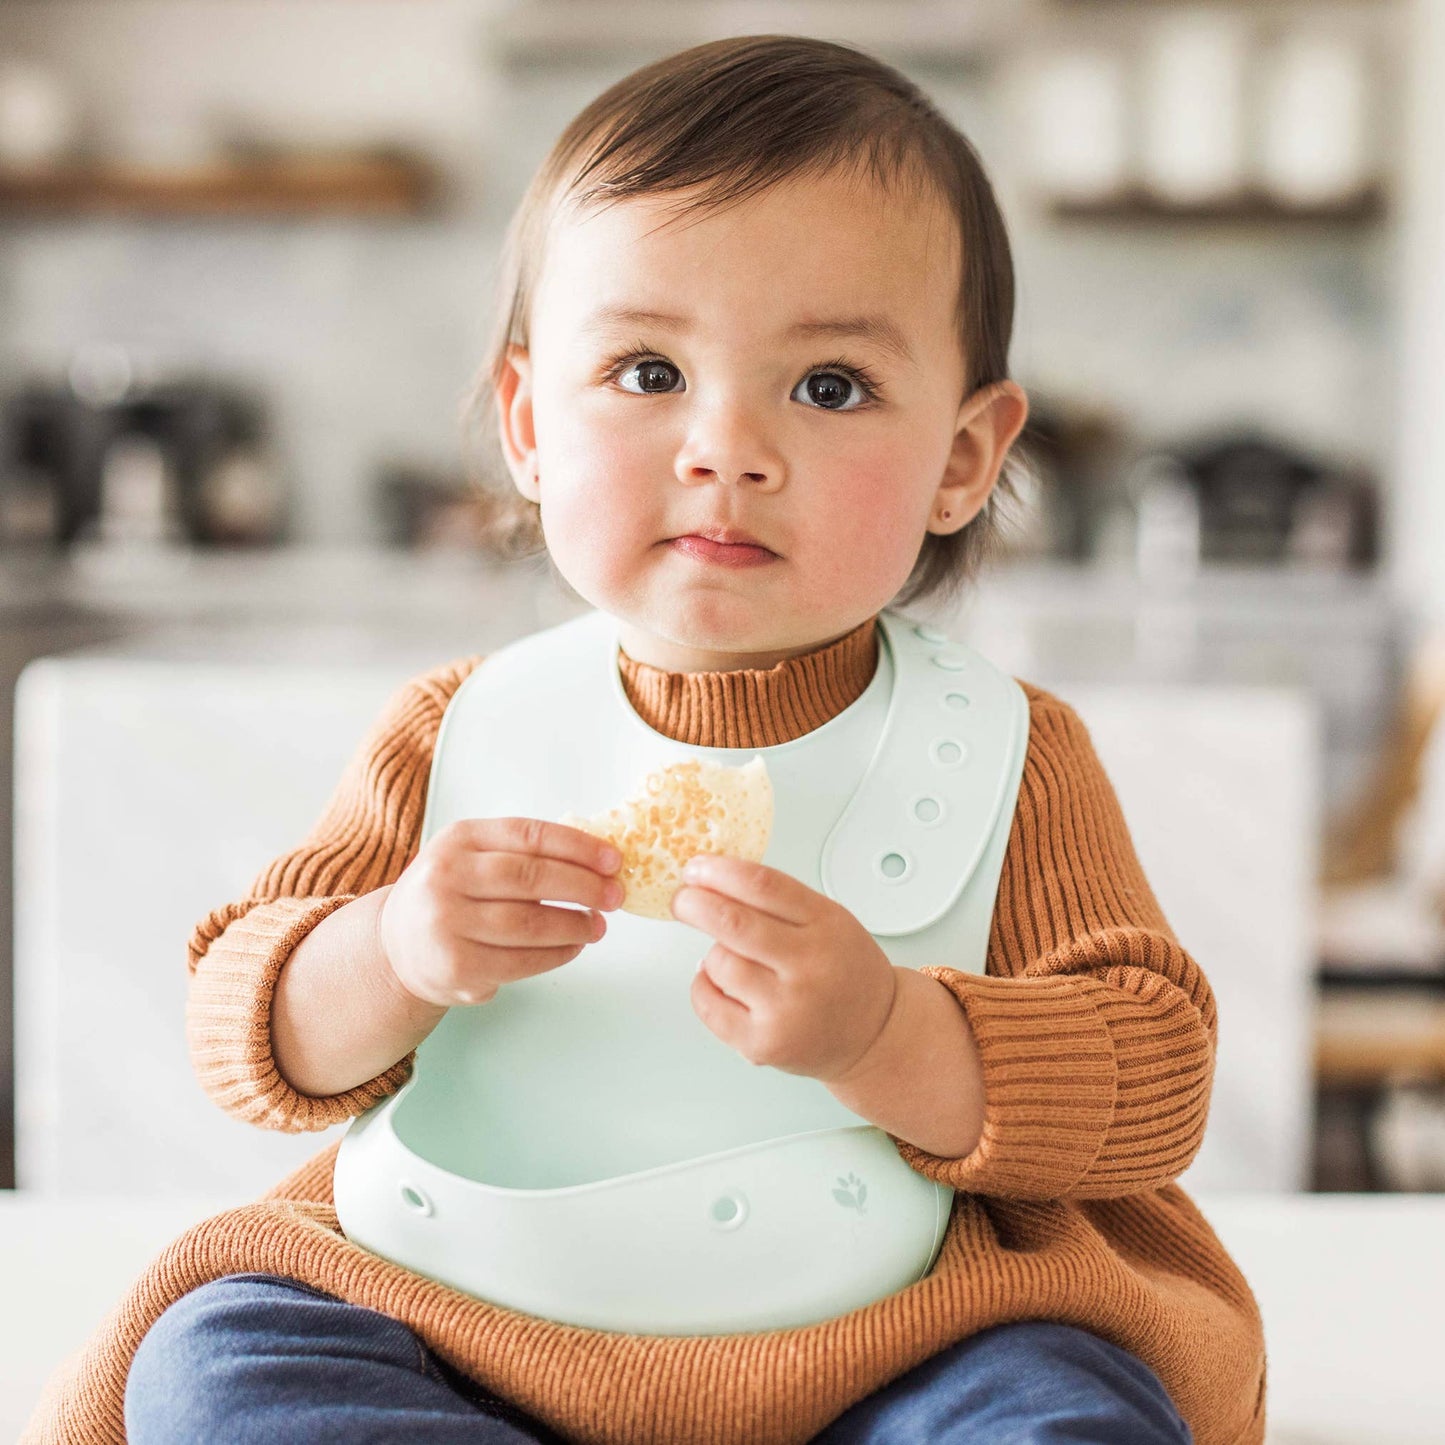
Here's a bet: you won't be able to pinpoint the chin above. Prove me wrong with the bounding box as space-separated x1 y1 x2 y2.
664 592 784 642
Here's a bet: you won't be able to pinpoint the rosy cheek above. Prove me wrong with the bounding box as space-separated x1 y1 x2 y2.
536 420 660 577
835 467 921 553
542 419 637 512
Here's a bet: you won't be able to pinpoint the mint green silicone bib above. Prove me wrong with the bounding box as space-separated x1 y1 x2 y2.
334 609 1029 1334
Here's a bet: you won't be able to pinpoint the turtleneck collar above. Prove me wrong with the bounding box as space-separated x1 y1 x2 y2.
616 616 880 749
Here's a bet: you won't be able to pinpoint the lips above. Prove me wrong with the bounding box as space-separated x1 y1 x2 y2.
668 534 779 568
674 527 774 552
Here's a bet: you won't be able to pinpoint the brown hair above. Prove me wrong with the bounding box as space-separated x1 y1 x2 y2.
463 34 1024 611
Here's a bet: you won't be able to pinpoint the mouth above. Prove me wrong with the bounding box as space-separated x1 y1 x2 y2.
672 527 774 551
667 530 780 568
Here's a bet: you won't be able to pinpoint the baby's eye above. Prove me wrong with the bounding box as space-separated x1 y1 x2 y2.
792 370 869 411
615 359 684 395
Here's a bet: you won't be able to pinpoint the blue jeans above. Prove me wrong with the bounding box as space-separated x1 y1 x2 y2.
125 1273 1194 1444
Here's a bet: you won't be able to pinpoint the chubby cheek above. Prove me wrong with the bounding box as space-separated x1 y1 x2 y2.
535 412 660 585
818 464 929 593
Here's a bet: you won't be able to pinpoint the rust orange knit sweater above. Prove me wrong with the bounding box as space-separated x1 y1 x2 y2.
24 614 1267 1445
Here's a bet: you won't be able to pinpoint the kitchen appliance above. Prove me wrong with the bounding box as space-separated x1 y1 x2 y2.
0 371 285 549
1170 433 1378 569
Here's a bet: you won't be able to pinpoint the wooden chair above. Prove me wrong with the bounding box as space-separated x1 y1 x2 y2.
1322 626 1445 904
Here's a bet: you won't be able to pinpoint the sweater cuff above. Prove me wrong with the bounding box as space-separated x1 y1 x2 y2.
186 895 416 1133
890 966 1118 1198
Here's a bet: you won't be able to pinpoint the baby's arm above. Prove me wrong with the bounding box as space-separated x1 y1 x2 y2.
268 885 445 1100
189 655 621 1121
883 688 1217 1201
186 659 478 1132
275 812 621 1096
824 965 986 1158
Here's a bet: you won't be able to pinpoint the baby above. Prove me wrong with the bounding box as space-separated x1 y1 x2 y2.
28 33 1266 1445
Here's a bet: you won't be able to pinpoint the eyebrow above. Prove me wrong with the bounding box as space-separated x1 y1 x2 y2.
582 304 916 366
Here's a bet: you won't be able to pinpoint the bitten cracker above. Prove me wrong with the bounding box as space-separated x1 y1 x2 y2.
560 755 772 920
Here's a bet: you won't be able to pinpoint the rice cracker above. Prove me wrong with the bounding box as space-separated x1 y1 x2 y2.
560 755 773 920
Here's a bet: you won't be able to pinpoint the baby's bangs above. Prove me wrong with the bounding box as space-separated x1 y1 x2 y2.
558 49 945 224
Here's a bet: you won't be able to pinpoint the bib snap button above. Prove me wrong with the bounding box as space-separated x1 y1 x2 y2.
876 849 912 881
399 1181 434 1217
911 795 945 826
930 737 968 768
710 1190 749 1230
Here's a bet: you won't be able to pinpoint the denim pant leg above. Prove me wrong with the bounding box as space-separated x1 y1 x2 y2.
812 1321 1194 1445
124 1273 568 1444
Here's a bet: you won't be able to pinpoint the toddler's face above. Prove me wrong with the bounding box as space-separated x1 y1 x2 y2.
496 165 1025 673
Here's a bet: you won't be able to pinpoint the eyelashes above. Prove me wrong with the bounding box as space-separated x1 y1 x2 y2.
599 342 676 390
598 342 885 406
809 356 885 403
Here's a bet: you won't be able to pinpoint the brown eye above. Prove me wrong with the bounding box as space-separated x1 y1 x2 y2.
795 370 865 411
618 359 683 394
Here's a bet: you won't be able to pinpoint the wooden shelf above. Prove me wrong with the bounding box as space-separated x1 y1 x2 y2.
1048 186 1387 227
0 151 442 219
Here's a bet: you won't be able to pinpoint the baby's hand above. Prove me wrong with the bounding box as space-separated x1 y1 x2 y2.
669 855 897 1083
378 818 624 1007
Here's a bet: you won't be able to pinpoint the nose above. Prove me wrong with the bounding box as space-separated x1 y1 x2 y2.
674 398 785 491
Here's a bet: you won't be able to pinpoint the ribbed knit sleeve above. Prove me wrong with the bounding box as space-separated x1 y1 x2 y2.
891 689 1217 1201
185 655 484 1132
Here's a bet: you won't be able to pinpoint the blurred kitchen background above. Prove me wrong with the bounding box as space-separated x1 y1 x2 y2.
3 0 1445 1205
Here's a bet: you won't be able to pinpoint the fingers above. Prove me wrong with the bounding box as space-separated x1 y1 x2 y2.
458 899 607 950
441 816 622 880
480 938 592 985
420 912 602 999
391 818 628 1006
670 883 791 968
696 943 772 1006
435 939 590 1002
678 855 811 925
691 946 763 1057
432 819 624 913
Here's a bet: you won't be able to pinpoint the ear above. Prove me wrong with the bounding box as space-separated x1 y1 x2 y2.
494 344 539 503
928 380 1029 535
